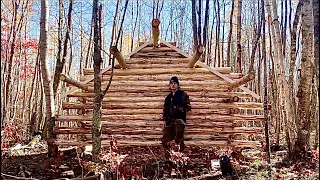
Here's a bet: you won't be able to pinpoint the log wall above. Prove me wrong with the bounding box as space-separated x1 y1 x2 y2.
55 41 263 149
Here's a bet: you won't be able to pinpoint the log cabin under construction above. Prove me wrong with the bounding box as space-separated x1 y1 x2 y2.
54 20 264 150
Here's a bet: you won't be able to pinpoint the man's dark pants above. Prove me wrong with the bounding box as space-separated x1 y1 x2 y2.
161 119 186 159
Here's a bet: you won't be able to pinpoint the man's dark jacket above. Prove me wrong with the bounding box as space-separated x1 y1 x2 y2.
163 89 191 124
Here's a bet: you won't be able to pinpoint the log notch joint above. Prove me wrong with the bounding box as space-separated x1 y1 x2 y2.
188 45 204 68
151 19 160 48
110 46 126 69
229 72 255 91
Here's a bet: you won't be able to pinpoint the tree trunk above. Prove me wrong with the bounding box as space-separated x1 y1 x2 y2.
226 0 235 68
191 0 198 51
53 0 73 96
294 0 314 157
92 0 102 162
261 0 271 175
203 0 209 48
267 0 295 154
40 0 55 141
236 0 242 73
198 0 202 45
312 0 319 150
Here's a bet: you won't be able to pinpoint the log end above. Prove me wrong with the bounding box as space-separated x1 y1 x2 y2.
197 45 204 54
248 72 255 80
110 46 119 54
151 19 160 27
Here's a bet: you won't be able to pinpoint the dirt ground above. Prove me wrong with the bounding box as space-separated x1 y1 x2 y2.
1 140 319 180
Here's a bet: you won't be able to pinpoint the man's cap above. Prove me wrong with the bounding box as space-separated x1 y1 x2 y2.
169 76 179 85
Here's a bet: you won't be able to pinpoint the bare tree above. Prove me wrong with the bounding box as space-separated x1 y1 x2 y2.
226 0 235 67
191 0 198 51
39 0 55 146
294 0 315 158
53 0 73 96
91 0 102 162
236 0 242 73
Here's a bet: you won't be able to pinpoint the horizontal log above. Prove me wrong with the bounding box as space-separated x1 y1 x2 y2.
131 52 185 58
54 127 263 135
68 91 252 99
110 46 126 69
62 102 263 110
78 97 240 104
139 46 176 53
54 139 261 148
189 45 204 68
138 42 176 47
87 79 231 87
81 86 230 94
79 121 235 129
60 74 93 92
80 73 244 82
81 108 238 116
82 134 232 141
118 63 204 69
83 67 231 76
126 58 189 64
56 114 264 122
229 72 255 90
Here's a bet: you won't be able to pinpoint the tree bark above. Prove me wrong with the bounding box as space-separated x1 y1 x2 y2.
191 0 198 51
226 0 235 67
236 0 242 73
294 0 314 157
53 0 73 96
40 0 55 141
91 0 102 162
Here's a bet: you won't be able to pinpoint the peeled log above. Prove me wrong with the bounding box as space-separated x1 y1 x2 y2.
229 72 255 90
60 73 93 92
56 114 264 122
151 19 160 47
110 46 126 69
189 45 204 68
68 90 253 99
54 127 263 135
80 73 244 82
62 102 264 110
83 67 231 76
54 139 261 148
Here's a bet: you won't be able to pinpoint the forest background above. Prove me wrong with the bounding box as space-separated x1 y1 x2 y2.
1 0 319 164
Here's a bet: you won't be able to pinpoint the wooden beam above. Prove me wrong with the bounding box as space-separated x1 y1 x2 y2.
110 46 126 69
83 67 231 76
68 91 254 99
54 139 261 148
80 73 244 82
62 101 264 110
59 73 93 92
151 19 160 47
229 72 255 90
138 42 176 47
56 114 264 122
60 63 118 98
189 45 204 68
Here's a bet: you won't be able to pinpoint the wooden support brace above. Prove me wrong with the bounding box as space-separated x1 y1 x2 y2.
151 19 160 47
229 72 255 91
189 45 204 68
60 73 93 92
110 46 126 69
